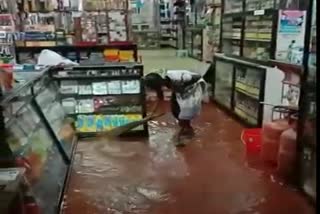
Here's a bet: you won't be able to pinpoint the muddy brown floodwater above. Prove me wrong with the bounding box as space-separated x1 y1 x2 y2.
62 102 315 214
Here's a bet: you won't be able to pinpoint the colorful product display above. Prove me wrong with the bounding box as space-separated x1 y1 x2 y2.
76 114 143 132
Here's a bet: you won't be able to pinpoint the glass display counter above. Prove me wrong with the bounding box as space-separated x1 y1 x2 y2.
0 68 75 213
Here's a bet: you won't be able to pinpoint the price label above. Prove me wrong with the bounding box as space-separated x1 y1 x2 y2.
254 10 265 16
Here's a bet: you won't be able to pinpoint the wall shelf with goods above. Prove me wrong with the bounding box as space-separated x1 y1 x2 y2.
297 0 316 203
173 0 187 49
131 0 160 49
11 0 136 63
132 29 160 49
211 53 285 127
185 26 204 61
51 63 148 138
0 14 16 64
0 67 76 213
158 0 177 48
221 12 242 56
202 0 222 62
221 0 309 66
211 0 314 128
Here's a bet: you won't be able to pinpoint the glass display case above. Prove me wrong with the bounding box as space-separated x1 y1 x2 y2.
212 53 284 127
0 69 74 213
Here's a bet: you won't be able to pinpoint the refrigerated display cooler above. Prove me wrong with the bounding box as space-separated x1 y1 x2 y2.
211 53 285 127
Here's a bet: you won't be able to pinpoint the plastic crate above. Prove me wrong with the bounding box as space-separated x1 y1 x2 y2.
241 128 262 153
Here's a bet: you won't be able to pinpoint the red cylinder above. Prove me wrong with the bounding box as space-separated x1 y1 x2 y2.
261 120 290 163
260 135 280 164
277 128 297 178
262 119 290 139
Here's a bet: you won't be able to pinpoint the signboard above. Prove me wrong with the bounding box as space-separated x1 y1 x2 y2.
275 10 306 65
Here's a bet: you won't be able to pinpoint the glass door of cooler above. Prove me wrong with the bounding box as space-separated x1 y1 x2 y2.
299 0 316 201
214 58 234 109
233 66 262 126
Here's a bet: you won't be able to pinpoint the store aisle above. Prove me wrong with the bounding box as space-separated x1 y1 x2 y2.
63 102 314 214
139 49 210 75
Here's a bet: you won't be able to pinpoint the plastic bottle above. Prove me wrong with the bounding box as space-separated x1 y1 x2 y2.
277 127 297 178
261 119 290 163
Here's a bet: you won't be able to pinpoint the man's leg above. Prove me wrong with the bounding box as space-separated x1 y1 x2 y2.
179 120 195 136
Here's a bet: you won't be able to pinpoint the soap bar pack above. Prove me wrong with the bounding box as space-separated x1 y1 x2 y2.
60 80 78 94
107 81 122 94
92 82 108 95
121 80 140 94
78 84 93 95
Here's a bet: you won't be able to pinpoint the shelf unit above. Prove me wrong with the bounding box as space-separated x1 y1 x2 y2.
173 0 187 49
50 63 148 137
132 30 160 49
211 53 284 127
6 0 136 64
221 0 310 65
159 0 177 48
0 14 15 64
202 1 222 62
186 27 204 60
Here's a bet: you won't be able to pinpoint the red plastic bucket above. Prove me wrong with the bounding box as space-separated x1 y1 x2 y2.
241 128 262 153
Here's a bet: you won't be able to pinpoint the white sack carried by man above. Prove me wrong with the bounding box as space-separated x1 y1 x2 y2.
37 49 79 66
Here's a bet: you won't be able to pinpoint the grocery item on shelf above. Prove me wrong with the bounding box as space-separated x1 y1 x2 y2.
92 82 108 95
62 98 77 114
107 81 122 94
108 11 128 42
60 81 78 94
121 80 140 94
